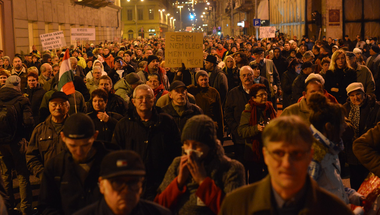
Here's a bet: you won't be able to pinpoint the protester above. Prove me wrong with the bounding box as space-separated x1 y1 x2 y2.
219 116 354 215
25 71 46 125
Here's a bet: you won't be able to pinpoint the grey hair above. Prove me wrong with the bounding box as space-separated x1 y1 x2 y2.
303 51 315 59
93 66 102 72
132 84 154 98
239 65 254 76
69 57 77 63
40 63 52 74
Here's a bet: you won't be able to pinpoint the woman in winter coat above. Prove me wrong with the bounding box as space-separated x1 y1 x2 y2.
325 49 357 104
308 93 364 209
155 115 245 215
281 58 301 108
222 55 240 91
238 83 276 183
343 82 380 190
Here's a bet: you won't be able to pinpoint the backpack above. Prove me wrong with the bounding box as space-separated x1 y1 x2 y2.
0 100 18 144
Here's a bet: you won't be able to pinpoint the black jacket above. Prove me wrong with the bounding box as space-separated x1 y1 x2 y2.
222 67 241 91
282 69 299 108
87 111 121 143
112 107 181 200
25 84 46 125
291 71 308 104
38 141 111 215
73 197 171 215
87 93 128 116
161 101 203 132
224 85 251 145
325 68 357 104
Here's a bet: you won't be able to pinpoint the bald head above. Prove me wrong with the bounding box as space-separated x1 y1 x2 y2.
40 63 52 78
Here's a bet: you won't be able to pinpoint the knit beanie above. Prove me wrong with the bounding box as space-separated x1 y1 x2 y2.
181 115 217 148
195 70 209 82
147 55 159 65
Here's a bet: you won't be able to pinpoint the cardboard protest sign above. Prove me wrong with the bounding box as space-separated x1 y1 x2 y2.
39 31 66 51
259 26 276 38
165 32 203 68
71 28 96 41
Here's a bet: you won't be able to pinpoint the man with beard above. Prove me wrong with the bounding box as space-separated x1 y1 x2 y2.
11 56 28 93
38 113 111 215
26 91 70 179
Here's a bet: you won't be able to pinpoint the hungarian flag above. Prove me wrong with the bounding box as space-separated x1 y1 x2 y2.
57 49 75 95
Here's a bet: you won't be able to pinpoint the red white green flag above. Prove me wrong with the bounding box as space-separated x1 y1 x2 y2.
57 49 75 95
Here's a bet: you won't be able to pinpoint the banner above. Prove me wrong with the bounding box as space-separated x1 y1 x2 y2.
71 28 96 41
165 32 203 68
39 31 66 51
259 26 276 38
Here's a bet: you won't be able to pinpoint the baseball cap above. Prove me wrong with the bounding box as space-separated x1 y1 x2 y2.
169 81 186 91
49 91 69 102
63 113 95 139
100 150 146 179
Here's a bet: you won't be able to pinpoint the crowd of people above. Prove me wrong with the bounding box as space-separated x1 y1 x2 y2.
0 32 379 214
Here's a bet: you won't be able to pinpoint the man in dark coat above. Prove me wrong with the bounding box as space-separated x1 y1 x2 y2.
204 55 228 104
220 116 354 215
272 47 288 78
38 113 111 215
366 44 380 99
112 84 181 200
292 62 316 103
162 81 203 133
0 75 34 214
73 151 171 215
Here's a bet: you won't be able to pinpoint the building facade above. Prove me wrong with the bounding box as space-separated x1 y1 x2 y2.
121 0 175 39
1 0 122 58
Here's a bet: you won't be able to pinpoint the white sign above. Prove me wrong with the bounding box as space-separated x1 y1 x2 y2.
71 28 96 41
39 31 66 51
259 26 276 38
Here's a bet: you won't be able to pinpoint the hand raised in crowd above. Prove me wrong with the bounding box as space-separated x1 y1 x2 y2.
257 124 265 132
97 111 109 122
187 151 207 185
177 155 190 189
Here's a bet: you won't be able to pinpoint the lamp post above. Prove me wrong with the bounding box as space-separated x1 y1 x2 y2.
127 0 143 38
177 5 183 31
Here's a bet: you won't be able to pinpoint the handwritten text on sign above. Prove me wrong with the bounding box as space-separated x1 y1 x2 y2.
165 32 203 68
71 28 96 41
39 31 66 51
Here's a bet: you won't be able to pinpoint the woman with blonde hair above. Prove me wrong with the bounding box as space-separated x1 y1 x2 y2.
324 49 357 104
223 55 240 91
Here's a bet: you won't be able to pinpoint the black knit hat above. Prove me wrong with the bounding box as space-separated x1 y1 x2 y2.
63 113 95 139
100 150 146 179
371 44 380 53
147 55 159 65
181 115 217 148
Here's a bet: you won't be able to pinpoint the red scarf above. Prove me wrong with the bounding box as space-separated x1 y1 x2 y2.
246 99 277 162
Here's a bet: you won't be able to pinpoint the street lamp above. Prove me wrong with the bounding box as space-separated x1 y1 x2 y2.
178 5 183 31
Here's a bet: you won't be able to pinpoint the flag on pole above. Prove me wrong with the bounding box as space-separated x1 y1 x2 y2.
57 49 75 95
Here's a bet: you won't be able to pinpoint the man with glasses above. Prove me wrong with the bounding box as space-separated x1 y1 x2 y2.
220 116 354 215
74 150 171 215
112 84 181 200
26 91 70 179
39 113 111 215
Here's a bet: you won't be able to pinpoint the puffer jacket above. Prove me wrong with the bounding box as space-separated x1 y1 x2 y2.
25 115 66 178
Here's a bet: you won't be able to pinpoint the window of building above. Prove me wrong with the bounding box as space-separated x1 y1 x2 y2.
127 9 133 21
128 30 134 39
138 9 143 20
149 8 154 20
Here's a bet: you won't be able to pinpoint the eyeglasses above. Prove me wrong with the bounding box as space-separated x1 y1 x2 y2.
256 93 268 98
135 96 153 101
265 148 310 162
109 178 143 192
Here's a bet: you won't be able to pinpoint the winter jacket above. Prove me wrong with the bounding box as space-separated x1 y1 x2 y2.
103 53 114 69
26 115 66 178
162 101 203 133
87 92 128 116
74 197 171 215
366 53 380 95
11 67 28 93
114 78 134 104
85 60 108 82
155 143 245 215
281 69 298 108
281 98 312 125
291 71 308 104
219 175 354 215
25 84 46 125
325 68 357 104
249 59 282 98
272 55 288 78
187 86 224 141
224 85 250 145
87 111 119 143
112 107 182 200
138 66 170 90
38 141 111 215
208 66 228 104
222 67 240 92
343 94 380 165
355 63 375 95
0 86 34 140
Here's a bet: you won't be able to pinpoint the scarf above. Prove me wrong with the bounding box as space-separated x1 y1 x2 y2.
246 99 277 162
348 102 360 137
